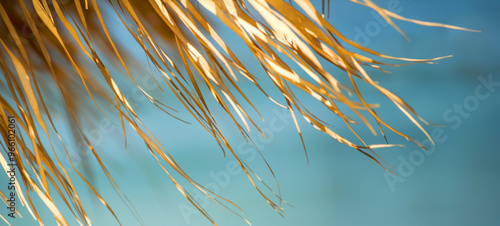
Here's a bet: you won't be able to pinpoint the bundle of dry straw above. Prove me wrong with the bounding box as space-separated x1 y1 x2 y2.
0 0 475 225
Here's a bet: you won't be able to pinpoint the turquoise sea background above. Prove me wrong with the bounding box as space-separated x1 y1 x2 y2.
3 0 500 225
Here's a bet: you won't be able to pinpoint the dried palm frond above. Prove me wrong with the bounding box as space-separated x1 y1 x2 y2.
0 0 476 225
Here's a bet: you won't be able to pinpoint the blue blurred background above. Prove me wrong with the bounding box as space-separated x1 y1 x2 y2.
6 0 500 225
